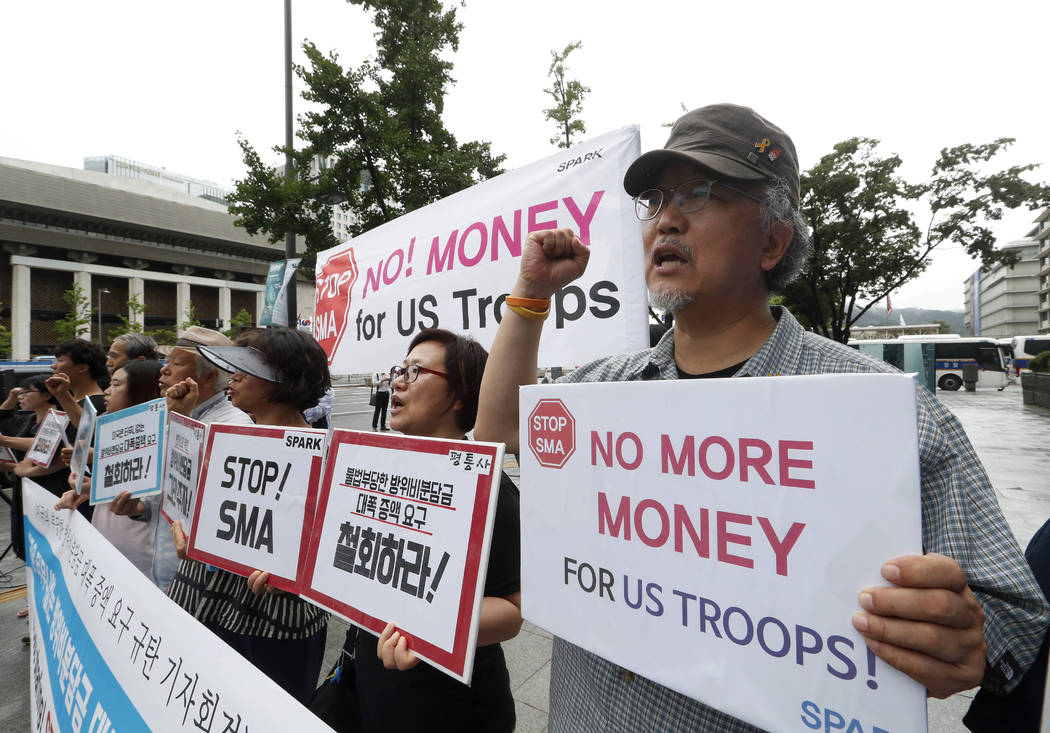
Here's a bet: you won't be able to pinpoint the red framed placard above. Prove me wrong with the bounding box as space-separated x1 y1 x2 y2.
301 429 504 683
186 422 327 594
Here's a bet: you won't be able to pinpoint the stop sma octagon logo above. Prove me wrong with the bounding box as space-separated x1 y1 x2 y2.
528 398 576 469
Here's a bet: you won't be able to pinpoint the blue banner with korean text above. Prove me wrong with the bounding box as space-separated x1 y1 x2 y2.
23 479 333 733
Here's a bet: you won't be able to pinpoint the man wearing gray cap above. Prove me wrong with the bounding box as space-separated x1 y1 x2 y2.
475 104 1048 730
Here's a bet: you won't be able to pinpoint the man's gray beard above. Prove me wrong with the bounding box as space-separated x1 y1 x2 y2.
649 288 695 314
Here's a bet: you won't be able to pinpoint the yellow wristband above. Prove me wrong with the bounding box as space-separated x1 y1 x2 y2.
505 296 552 310
507 303 550 321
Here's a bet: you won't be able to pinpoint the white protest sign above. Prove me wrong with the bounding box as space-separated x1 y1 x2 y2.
70 395 97 492
0 441 16 463
160 413 207 529
519 374 926 733
188 423 326 592
26 408 69 467
314 127 648 373
22 479 333 732
302 430 504 683
91 398 167 504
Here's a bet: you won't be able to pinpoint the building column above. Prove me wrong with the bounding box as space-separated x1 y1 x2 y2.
11 263 31 359
176 282 191 336
73 270 92 340
128 277 146 330
255 290 265 326
219 287 232 331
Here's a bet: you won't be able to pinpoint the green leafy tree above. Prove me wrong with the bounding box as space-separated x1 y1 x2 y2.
106 294 147 341
0 301 11 358
54 283 93 342
223 308 255 340
227 0 505 268
543 41 589 149
782 137 1050 343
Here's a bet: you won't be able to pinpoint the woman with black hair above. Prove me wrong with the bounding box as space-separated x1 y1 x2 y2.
56 359 162 577
342 328 522 732
166 327 331 704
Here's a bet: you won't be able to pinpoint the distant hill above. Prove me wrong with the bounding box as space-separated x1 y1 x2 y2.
852 307 966 335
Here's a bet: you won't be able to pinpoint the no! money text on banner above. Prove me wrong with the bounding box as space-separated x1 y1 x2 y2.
160 413 207 529
518 374 926 732
22 479 333 732
26 409 69 467
314 127 648 372
91 398 166 504
302 430 505 684
187 423 326 592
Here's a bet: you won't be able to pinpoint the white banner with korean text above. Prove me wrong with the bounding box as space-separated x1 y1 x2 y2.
23 479 332 732
314 126 648 373
302 430 504 684
160 413 207 529
518 374 927 733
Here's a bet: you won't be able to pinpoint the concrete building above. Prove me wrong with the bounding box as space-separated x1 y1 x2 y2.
963 239 1041 337
1032 208 1050 335
84 155 231 205
0 157 313 360
851 323 944 339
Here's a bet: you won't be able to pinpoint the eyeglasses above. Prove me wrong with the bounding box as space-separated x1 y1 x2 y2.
634 178 764 221
390 364 448 384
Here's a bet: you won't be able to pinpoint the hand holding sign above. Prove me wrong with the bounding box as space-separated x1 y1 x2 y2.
853 553 988 699
55 472 91 511
515 228 590 300
110 490 146 518
378 620 421 671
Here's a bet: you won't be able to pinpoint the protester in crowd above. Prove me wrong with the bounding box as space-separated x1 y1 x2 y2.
55 359 162 578
371 371 391 431
167 327 330 704
0 377 61 569
474 104 1049 730
110 327 253 592
313 328 521 732
304 386 335 429
106 332 159 374
44 338 108 429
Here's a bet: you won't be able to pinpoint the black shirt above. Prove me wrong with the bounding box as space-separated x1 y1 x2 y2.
353 471 521 733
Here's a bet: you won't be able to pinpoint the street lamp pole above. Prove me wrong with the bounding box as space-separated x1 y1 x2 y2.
96 287 110 344
283 0 297 329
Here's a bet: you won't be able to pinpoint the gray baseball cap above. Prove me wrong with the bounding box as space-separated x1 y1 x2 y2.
623 103 799 205
197 345 280 383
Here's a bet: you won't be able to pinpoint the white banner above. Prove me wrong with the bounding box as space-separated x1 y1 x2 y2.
518 374 926 732
314 127 648 373
26 409 69 467
23 479 332 732
302 430 504 683
91 399 167 504
187 423 326 592
160 413 207 529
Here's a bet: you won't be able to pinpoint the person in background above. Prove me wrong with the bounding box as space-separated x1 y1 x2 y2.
372 371 391 431
55 359 162 578
44 338 107 430
168 327 330 704
106 332 158 374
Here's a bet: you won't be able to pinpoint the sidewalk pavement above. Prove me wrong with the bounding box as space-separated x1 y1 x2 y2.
1 383 1047 731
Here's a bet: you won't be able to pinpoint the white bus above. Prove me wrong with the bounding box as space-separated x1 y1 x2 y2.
848 336 1007 391
1010 335 1050 375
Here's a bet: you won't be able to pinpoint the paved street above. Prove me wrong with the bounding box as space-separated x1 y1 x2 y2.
1 382 1048 731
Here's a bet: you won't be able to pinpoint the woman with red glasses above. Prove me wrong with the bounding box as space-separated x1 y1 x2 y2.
327 328 522 732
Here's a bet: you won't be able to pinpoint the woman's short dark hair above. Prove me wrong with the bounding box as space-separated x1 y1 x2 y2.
54 339 109 385
237 328 331 411
407 328 489 432
116 360 163 407
20 375 58 405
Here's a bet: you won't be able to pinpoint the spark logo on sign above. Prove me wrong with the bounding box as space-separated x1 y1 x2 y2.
315 248 360 365
528 399 576 468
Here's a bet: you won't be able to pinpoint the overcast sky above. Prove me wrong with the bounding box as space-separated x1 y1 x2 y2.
4 0 1046 311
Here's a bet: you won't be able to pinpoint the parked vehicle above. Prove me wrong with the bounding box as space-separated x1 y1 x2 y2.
848 336 1007 391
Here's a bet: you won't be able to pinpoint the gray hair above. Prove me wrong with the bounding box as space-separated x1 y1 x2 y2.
760 177 812 293
113 332 159 360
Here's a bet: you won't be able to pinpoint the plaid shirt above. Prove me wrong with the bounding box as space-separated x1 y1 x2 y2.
549 306 1049 733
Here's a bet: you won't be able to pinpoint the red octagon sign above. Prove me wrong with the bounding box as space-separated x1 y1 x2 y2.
314 248 359 366
527 398 576 469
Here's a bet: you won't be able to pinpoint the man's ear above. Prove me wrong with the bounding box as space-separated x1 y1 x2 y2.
760 220 794 273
